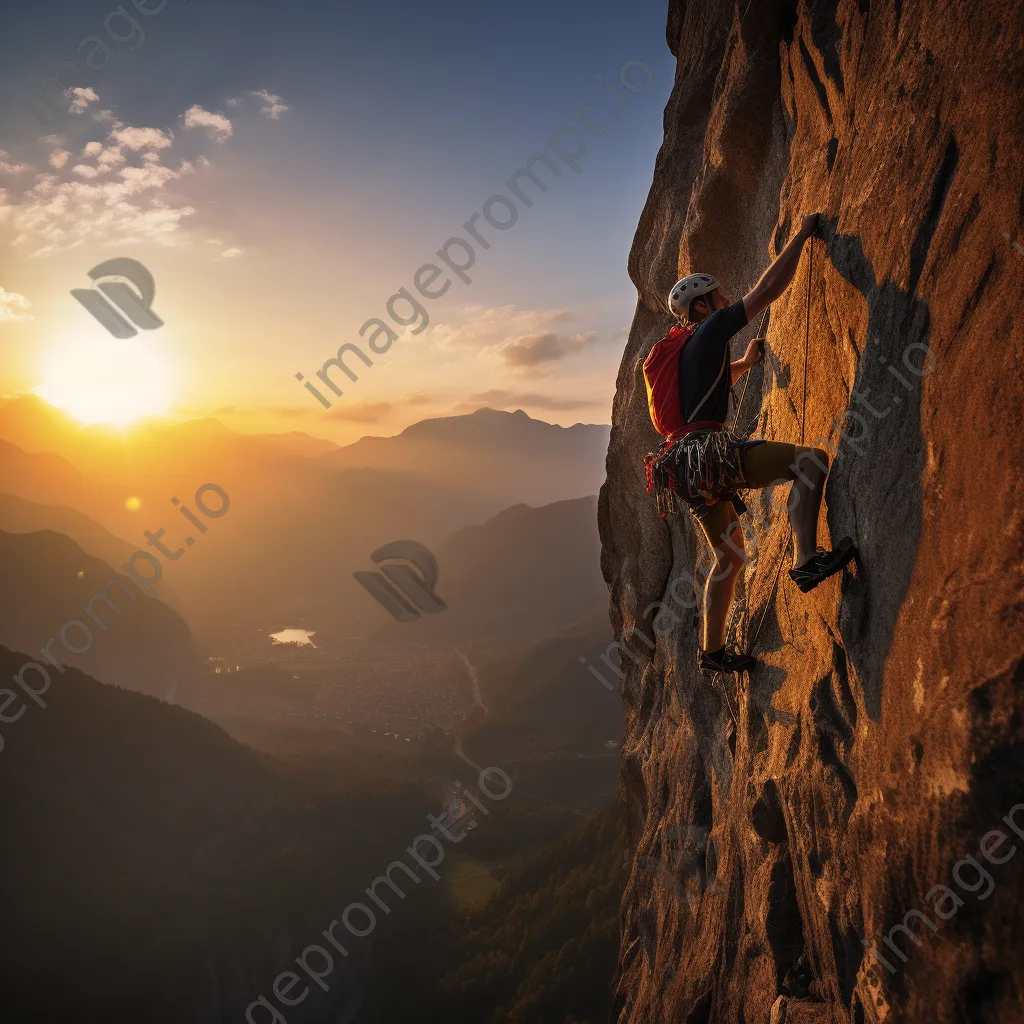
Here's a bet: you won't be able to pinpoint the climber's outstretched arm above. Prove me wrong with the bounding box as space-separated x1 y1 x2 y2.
742 213 820 321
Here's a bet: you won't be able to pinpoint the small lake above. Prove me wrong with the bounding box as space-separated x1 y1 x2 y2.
269 628 317 647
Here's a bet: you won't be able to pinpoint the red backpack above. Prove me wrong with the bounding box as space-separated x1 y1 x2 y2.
642 322 722 439
642 323 724 513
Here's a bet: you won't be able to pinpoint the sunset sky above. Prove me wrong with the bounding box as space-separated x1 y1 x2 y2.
0 0 674 442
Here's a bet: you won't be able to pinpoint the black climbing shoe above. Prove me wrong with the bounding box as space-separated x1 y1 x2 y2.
698 646 757 674
788 538 858 594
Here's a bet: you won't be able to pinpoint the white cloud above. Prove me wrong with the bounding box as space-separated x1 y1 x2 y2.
100 149 127 171
0 101 238 255
0 151 32 175
68 87 99 114
183 104 233 143
399 390 432 406
109 126 173 151
76 142 125 175
3 155 201 255
427 306 574 352
118 161 187 193
250 89 289 119
0 287 32 321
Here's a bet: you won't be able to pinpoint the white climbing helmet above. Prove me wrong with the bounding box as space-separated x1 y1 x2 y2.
668 273 718 319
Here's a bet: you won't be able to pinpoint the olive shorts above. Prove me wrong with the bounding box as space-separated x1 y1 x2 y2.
695 440 799 551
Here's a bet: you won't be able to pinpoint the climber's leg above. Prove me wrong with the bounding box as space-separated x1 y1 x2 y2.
741 441 828 566
740 441 857 593
786 447 830 567
696 502 744 653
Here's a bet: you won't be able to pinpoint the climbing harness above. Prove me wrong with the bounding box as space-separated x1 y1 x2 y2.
644 307 770 522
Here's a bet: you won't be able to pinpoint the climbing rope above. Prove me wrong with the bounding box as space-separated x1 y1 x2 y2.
746 536 791 653
705 235 817 729
741 235 816 658
732 307 769 439
801 236 813 445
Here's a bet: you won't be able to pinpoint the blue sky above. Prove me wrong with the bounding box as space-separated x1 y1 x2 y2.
0 0 674 439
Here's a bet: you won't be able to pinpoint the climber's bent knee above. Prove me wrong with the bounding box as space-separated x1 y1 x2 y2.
742 441 830 490
790 445 829 487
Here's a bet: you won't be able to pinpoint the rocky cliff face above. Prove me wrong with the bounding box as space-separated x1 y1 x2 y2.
599 1 1024 1021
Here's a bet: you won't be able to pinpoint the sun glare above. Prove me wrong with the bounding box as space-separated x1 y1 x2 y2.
36 334 175 427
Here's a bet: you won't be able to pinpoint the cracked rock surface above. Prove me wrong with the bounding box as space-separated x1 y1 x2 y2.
600 1 1024 1020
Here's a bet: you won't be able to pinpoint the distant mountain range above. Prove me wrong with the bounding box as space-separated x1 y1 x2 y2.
376 495 609 647
0 491 135 568
0 644 428 1023
322 407 610 510
0 529 194 695
0 436 97 511
0 400 621 1023
0 399 610 637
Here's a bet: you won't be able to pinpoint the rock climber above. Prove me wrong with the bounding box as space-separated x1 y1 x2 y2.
642 212 856 675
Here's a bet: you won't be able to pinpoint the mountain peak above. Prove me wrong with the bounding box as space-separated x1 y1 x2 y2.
470 407 530 420
322 408 610 510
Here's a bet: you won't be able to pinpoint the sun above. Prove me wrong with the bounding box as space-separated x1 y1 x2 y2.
36 333 175 427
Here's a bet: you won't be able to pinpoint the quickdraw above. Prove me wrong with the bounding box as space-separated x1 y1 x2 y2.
643 440 682 518
682 429 743 504
644 428 749 519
